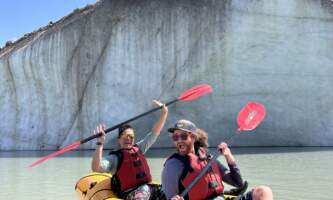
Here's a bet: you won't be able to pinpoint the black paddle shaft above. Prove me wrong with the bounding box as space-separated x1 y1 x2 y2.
80 99 178 144
180 155 217 197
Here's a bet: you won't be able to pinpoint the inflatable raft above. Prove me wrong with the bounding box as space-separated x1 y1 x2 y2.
75 173 243 200
75 173 120 200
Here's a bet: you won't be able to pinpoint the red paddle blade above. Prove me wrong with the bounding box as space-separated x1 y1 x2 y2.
237 101 266 131
29 141 81 167
178 84 213 101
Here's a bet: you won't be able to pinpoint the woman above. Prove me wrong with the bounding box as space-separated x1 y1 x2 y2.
92 100 168 200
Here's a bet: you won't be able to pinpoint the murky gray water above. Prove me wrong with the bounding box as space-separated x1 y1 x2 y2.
1 147 333 200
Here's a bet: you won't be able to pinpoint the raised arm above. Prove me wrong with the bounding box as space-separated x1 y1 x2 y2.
91 124 106 172
218 142 243 187
218 142 236 165
152 100 168 136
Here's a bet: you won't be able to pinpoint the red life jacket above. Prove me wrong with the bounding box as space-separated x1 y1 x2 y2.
168 148 224 200
110 146 152 196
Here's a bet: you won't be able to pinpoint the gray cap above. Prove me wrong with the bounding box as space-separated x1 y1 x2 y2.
168 119 197 134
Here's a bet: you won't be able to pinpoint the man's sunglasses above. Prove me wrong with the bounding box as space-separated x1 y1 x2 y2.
171 133 190 141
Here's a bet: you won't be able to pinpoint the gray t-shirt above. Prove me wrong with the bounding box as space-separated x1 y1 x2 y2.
100 132 157 174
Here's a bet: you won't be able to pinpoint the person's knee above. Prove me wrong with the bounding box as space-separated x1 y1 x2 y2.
252 185 273 200
125 185 151 200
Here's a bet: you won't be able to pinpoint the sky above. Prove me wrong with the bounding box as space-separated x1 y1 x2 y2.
0 0 98 48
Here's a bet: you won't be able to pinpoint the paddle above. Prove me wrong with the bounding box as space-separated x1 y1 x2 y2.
180 101 266 198
225 101 266 144
30 84 213 167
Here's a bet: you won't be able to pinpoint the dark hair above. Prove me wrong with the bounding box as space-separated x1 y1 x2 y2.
118 124 133 138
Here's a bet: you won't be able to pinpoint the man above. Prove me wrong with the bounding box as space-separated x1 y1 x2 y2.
91 100 168 200
162 119 273 200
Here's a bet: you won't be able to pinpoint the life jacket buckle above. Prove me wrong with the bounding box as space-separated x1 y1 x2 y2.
136 172 146 179
208 181 219 188
133 160 142 167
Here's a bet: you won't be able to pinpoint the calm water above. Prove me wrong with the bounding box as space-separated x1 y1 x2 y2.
1 147 333 200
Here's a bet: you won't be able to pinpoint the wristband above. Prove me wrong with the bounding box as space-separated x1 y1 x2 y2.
96 142 104 146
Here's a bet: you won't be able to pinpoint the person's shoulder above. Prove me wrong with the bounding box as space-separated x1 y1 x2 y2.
165 156 181 163
163 157 185 177
164 156 184 168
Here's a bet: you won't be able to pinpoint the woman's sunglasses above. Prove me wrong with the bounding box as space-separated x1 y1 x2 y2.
120 133 135 140
171 133 189 141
